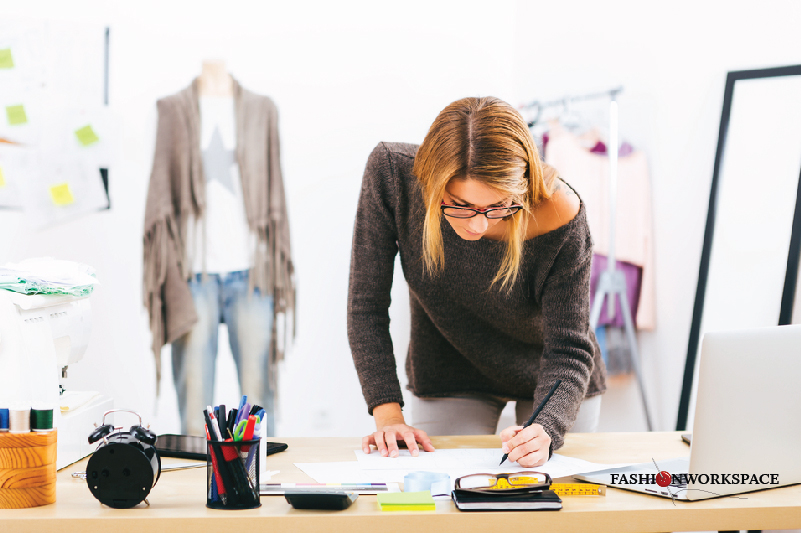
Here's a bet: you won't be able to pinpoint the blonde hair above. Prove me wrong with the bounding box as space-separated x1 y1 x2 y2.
413 96 555 291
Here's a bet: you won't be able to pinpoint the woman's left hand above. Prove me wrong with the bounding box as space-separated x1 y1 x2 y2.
499 423 551 468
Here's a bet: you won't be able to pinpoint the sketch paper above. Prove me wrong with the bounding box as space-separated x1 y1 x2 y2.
355 449 634 479
295 450 634 493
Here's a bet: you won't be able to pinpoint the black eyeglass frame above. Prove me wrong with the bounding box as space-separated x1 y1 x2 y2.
454 471 552 494
440 203 524 219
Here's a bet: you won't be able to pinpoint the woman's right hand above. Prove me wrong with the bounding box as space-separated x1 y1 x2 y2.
362 403 436 457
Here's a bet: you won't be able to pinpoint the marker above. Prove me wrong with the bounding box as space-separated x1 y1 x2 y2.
500 379 562 465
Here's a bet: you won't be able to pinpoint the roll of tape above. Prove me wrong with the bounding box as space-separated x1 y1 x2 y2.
403 471 450 497
0 408 9 431
9 408 31 433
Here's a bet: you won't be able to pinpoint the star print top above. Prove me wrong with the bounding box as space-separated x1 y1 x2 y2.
187 96 254 274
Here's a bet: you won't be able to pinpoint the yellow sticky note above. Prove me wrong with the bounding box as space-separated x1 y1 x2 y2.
74 125 100 147
6 105 27 126
377 491 435 511
0 49 13 69
49 183 75 206
0 166 5 188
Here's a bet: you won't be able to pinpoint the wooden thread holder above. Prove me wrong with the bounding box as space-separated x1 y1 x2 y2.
0 430 57 508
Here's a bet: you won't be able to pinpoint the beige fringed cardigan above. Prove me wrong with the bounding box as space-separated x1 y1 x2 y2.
143 78 295 393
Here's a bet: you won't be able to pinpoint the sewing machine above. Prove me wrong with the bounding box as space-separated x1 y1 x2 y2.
0 290 113 469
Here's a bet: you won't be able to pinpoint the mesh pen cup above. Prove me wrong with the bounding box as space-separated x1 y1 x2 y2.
206 440 261 509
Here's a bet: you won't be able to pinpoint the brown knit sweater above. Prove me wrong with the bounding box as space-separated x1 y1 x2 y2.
347 142 606 451
143 78 295 393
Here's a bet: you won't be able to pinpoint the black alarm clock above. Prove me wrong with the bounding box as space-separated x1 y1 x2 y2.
85 409 161 509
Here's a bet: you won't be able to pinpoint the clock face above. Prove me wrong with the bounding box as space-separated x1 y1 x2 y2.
656 470 672 488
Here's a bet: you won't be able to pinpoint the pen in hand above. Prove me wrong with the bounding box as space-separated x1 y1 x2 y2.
500 379 562 466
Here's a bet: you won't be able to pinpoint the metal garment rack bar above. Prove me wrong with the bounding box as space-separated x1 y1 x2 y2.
523 88 653 431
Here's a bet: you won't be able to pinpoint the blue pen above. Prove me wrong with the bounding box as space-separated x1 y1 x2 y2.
237 395 248 417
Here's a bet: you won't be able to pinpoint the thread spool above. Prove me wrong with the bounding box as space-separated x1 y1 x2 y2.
9 408 31 433
0 409 8 431
30 409 54 432
0 429 58 508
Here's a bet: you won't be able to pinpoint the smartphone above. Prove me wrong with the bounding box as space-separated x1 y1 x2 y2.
156 434 288 460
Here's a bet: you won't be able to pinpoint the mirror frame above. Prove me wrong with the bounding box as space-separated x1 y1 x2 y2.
676 64 801 431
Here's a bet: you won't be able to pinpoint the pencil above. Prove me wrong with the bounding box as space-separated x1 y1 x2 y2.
499 379 562 466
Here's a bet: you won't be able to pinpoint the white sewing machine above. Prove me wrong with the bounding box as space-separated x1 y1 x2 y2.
0 290 113 469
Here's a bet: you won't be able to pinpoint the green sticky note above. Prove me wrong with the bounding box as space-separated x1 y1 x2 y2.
50 183 75 206
6 105 27 126
377 490 435 511
74 124 100 147
0 166 6 188
0 49 13 69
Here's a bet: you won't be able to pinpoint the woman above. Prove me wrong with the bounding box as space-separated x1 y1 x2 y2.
347 97 606 468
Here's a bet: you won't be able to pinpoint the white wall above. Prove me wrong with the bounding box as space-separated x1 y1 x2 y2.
511 0 801 432
1 0 799 438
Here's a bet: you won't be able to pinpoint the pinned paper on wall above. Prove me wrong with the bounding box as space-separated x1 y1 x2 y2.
0 166 5 188
74 124 99 147
49 182 75 206
6 105 28 126
0 48 13 69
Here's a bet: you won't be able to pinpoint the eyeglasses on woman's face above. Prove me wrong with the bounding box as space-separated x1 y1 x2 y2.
440 201 523 220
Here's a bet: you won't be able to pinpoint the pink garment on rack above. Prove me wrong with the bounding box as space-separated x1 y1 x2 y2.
545 123 655 330
590 253 642 328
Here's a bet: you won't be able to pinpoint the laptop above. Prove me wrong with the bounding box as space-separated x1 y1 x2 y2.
576 324 801 500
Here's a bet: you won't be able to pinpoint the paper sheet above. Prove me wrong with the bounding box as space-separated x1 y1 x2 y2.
354 448 634 479
295 450 635 493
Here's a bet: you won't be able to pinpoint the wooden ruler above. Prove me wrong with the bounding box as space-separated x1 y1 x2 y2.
551 483 606 496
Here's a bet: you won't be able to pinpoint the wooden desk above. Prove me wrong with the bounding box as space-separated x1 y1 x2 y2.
1 432 799 532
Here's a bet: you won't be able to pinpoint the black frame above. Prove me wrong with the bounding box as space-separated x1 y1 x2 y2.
440 203 523 219
676 64 801 431
455 471 552 494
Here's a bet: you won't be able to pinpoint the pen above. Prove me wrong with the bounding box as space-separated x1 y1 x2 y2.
222 436 259 502
242 415 256 450
217 404 227 438
227 409 238 437
204 410 228 504
207 409 245 502
238 402 251 426
243 415 259 471
500 379 562 465
236 395 248 422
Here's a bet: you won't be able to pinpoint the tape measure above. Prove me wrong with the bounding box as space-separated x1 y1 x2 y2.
550 483 606 496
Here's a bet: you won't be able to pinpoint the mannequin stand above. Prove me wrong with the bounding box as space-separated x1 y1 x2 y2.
590 269 653 430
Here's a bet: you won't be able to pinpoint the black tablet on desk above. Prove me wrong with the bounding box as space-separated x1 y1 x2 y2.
156 434 288 460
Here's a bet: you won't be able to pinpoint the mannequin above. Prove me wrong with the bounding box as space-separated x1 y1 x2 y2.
199 60 233 97
145 60 292 438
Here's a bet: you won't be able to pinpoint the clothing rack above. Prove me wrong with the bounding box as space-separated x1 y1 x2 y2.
522 88 653 431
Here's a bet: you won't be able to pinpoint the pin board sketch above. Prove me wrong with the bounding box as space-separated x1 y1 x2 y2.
677 65 801 431
0 21 111 227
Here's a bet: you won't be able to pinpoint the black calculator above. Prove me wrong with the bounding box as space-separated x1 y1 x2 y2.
284 491 358 510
